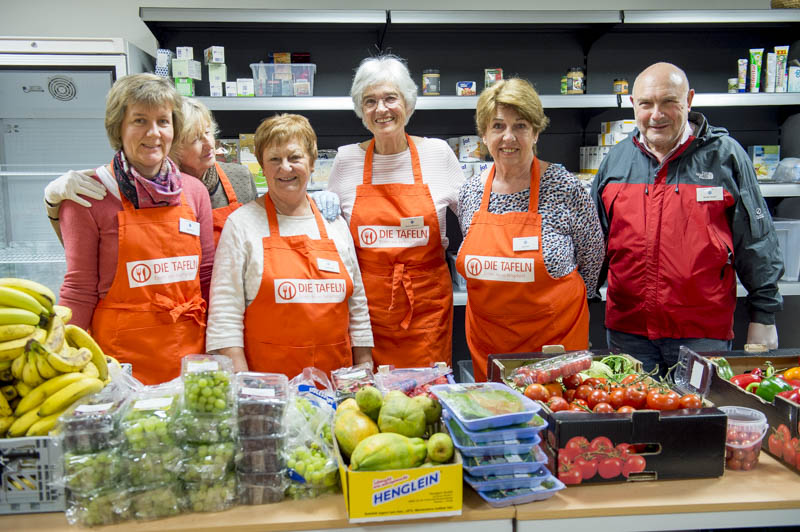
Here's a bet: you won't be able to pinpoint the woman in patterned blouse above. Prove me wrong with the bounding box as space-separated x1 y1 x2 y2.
455 78 604 381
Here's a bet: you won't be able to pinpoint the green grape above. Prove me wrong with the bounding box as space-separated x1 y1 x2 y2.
64 450 122 494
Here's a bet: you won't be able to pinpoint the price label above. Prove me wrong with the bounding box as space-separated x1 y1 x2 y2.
242 387 275 397
133 397 173 410
188 360 219 372
75 402 113 413
505 454 523 463
690 361 705 390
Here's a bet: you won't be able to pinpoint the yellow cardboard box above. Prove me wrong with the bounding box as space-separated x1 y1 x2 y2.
334 436 463 523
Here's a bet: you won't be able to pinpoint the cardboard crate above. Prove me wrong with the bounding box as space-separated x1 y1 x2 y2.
487 351 727 484
704 353 800 475
334 436 462 523
0 436 65 514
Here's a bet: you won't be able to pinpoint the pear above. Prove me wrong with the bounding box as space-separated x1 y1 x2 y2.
426 432 454 463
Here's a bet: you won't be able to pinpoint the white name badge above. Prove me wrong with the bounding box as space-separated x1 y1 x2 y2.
179 218 200 236
126 255 199 288
357 225 430 248
463 255 535 283
513 236 539 252
317 257 340 274
696 187 723 202
274 278 347 304
400 216 424 229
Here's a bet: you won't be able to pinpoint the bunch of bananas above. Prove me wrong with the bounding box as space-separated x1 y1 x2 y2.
0 278 115 438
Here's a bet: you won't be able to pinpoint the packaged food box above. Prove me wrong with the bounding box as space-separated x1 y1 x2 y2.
63 449 123 495
184 473 237 512
331 362 376 401
463 465 550 491
488 350 727 484
238 436 286 471
748 145 780 180
173 409 237 443
250 63 316 96
126 446 184 487
431 382 540 430
182 441 236 483
475 475 565 508
171 59 201 80
445 411 547 443
65 487 129 527
203 45 224 64
238 470 287 505
237 372 289 435
445 415 542 457
128 482 183 521
181 354 234 415
461 445 548 476
120 392 180 452
375 363 452 397
507 350 592 387
60 391 127 453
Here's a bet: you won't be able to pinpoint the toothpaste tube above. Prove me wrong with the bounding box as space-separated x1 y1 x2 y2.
775 45 790 93
749 48 764 93
765 53 777 93
737 59 748 93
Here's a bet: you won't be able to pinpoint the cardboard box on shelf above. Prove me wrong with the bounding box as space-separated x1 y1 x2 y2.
225 81 237 97
236 78 255 97
600 120 636 135
174 77 195 97
203 46 225 64
172 59 202 80
239 134 265 187
487 350 727 484
748 145 780 181
209 81 223 98
176 46 193 59
598 132 629 146
704 352 800 475
208 63 227 83
334 436 462 523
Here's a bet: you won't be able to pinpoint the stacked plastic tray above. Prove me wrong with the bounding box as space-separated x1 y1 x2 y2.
431 382 564 508
235 372 289 504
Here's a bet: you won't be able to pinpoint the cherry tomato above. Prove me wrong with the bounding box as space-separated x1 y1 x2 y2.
569 402 590 412
547 396 569 412
575 384 593 402
593 402 615 413
572 398 589 408
617 405 636 413
608 389 627 410
597 457 623 479
544 382 564 398
624 386 647 409
564 389 577 403
587 389 610 409
678 393 702 409
726 457 742 470
621 374 640 386
562 374 583 390
524 383 550 402
646 389 681 411
574 455 598 480
584 378 608 390
558 463 582 485
622 455 647 477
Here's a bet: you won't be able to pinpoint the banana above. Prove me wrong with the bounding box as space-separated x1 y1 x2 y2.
15 381 31 398
0 308 42 327
0 359 11 371
0 415 14 436
7 478 24 491
11 350 26 379
43 315 66 354
26 408 66 436
2 384 18 401
46 345 91 374
7 406 41 437
0 368 11 382
39 377 104 417
0 327 46 362
81 361 99 379
14 371 88 416
0 286 48 317
0 393 12 417
0 323 36 342
20 477 37 490
0 278 56 314
35 349 60 379
21 352 45 388
65 325 108 381
53 305 72 324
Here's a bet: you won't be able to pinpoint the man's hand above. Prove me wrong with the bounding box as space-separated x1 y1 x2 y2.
352 346 373 367
746 322 779 350
44 170 105 208
309 190 341 222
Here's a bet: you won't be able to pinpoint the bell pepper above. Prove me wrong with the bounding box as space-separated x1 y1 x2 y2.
731 373 762 389
779 376 800 389
783 367 800 382
749 376 793 402
777 388 800 404
711 357 735 380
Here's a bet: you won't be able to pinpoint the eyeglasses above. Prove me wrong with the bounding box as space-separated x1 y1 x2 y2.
362 94 401 110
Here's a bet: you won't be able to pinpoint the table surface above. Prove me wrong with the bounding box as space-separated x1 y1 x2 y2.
2 454 798 531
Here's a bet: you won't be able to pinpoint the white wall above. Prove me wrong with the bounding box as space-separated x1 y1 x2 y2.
2 0 771 56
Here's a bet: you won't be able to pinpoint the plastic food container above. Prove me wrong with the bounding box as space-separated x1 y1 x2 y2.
475 475 565 507
183 442 236 483
238 435 286 472
445 411 547 443
331 363 375 401
181 354 234 414
65 487 130 527
63 449 123 495
250 63 316 96
236 372 289 436
173 410 237 443
120 393 180 451
238 471 288 505
60 392 127 453
128 482 183 521
461 445 548 476
126 447 184 487
720 406 768 471
507 351 593 387
431 382 540 430
446 416 542 457
184 473 237 513
464 465 550 491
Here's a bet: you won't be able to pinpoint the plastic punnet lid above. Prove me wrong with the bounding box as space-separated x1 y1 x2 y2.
673 346 715 397
719 405 768 432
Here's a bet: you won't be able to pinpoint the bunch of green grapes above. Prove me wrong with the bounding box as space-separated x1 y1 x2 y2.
122 397 179 451
126 447 184 487
129 483 183 521
285 442 338 491
285 482 339 500
66 489 130 527
184 473 237 512
184 370 232 414
174 411 236 443
182 442 236 483
63 450 122 494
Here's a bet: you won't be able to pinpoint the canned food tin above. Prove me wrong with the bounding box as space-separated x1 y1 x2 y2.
422 69 440 96
485 68 503 89
612 78 628 95
456 81 477 96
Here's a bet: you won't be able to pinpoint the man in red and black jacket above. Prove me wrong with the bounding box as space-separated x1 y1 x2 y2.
591 62 784 372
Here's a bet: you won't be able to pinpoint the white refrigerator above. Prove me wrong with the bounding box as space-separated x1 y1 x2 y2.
0 36 153 292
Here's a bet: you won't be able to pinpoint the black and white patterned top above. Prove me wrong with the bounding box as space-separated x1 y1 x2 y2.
457 163 604 296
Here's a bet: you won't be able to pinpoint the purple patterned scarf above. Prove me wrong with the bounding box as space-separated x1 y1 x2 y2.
113 150 182 209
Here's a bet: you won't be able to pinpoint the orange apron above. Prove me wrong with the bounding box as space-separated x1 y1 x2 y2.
90 168 207 385
243 194 354 378
349 135 453 368
211 162 242 246
456 159 589 381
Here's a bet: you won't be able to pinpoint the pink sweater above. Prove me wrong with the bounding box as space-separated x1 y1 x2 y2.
59 172 215 329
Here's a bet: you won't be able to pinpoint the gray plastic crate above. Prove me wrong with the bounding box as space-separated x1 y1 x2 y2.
0 436 65 514
457 360 475 383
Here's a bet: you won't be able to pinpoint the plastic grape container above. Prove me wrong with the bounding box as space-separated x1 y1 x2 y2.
126 447 184 487
128 482 183 521
63 449 123 495
184 473 238 512
60 393 127 453
237 470 288 505
431 382 541 430
173 409 237 443
236 372 289 436
182 442 236 483
65 487 130 527
238 435 287 472
120 393 180 451
182 354 235 414
476 475 565 507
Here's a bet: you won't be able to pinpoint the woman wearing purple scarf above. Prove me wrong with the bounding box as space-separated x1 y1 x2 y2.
57 73 214 385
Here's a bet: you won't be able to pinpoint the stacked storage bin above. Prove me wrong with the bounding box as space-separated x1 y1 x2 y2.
61 388 127 527
235 372 289 504
432 382 565 507
177 354 238 512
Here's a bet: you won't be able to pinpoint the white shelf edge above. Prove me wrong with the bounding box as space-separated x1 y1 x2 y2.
620 92 800 108
198 96 354 112
760 183 800 197
139 7 387 24
623 9 800 24
390 10 621 25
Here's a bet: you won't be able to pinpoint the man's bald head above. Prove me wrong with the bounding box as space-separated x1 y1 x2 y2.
633 63 690 98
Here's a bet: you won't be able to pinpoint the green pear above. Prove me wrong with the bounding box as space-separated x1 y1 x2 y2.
427 432 454 463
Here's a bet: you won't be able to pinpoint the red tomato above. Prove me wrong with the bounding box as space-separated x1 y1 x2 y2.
587 389 610 409
584 378 608 390
568 403 589 412
558 463 582 485
590 436 614 453
524 383 550 402
624 386 647 409
545 382 564 398
562 436 590 460
620 374 640 386
617 405 636 414
564 389 577 403
597 457 623 479
783 438 797 465
646 389 681 411
547 396 570 412
777 424 791 442
558 451 572 466
593 402 615 413
572 398 589 408
622 455 647 477
574 455 598 480
562 374 583 390
727 457 742 470
678 393 702 409
615 443 632 460
575 384 593 402
608 389 626 410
